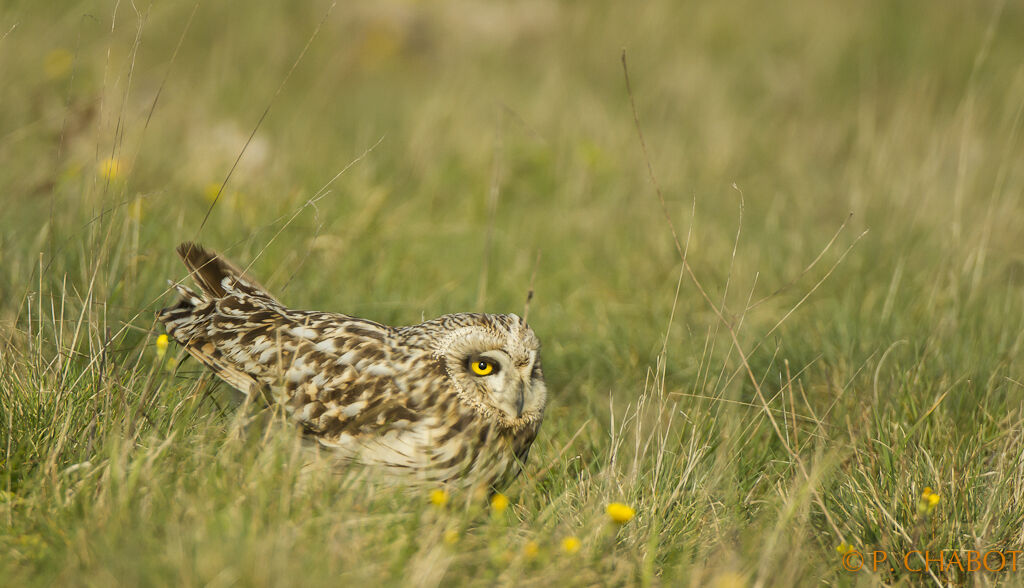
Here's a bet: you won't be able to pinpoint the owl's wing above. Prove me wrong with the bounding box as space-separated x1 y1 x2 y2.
199 302 444 472
161 288 266 397
158 243 406 406
161 288 405 402
296 339 449 471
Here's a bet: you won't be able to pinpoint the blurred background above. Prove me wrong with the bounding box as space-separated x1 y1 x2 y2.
3 0 1022 409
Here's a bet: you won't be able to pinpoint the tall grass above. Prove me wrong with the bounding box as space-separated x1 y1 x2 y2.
2 0 1023 585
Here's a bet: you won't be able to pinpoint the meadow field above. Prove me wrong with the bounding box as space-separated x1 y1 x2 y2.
2 0 1023 585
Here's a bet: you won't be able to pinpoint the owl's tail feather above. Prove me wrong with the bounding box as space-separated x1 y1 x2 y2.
175 241 278 303
156 242 279 343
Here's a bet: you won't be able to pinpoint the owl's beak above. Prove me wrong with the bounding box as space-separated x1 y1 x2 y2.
515 380 526 418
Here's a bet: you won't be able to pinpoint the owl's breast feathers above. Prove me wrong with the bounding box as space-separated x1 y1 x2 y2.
157 242 540 488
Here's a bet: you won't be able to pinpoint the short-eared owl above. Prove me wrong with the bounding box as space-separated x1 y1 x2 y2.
157 243 546 490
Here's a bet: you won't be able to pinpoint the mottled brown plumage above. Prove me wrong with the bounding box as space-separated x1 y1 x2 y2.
157 242 546 490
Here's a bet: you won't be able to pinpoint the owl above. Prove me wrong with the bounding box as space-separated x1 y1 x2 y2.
157 242 547 490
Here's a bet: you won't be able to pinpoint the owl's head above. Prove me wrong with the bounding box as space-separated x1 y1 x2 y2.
432 313 546 428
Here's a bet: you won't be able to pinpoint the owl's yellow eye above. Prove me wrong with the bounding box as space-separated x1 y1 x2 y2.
470 359 495 376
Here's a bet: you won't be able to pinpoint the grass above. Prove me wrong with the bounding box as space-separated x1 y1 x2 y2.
2 0 1024 585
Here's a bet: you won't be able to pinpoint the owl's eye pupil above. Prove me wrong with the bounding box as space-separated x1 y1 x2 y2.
477 362 487 370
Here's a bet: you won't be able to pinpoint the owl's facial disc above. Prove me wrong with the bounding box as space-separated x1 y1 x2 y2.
465 349 542 421
433 316 546 425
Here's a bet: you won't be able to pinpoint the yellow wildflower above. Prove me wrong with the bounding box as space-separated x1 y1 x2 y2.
606 502 636 524
836 542 853 554
202 183 242 212
429 489 449 507
523 540 539 559
490 493 509 514
560 536 581 554
443 529 459 545
203 183 223 204
44 49 73 80
99 157 122 180
156 334 169 359
918 487 940 514
357 20 403 69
